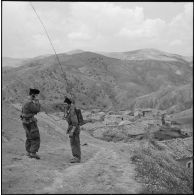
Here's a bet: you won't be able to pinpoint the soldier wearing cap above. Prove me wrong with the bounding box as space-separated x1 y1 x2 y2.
161 113 166 125
21 88 41 159
63 97 81 163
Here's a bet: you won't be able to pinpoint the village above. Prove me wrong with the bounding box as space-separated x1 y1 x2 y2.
79 107 193 170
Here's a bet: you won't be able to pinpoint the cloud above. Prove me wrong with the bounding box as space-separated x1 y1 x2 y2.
118 18 166 38
67 32 91 40
69 3 146 38
170 40 183 47
69 2 192 55
168 3 193 38
160 3 193 55
2 2 193 57
170 3 193 26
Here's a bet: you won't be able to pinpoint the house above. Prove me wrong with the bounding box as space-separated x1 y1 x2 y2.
181 128 193 137
104 114 122 125
142 108 153 117
134 109 142 118
118 110 133 116
135 108 160 118
118 120 132 126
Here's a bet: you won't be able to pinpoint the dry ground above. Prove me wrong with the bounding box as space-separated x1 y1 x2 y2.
2 104 142 194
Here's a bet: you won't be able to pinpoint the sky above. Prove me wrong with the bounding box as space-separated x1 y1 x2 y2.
2 2 193 58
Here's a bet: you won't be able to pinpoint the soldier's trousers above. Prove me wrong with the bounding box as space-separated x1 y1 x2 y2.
70 131 81 160
22 121 40 153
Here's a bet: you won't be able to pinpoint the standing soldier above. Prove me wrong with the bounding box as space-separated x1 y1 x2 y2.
63 97 81 163
161 114 166 125
20 88 41 159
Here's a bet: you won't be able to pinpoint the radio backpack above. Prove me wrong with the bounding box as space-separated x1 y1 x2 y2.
75 108 84 126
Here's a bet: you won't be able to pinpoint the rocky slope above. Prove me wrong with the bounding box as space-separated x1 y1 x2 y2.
2 103 193 194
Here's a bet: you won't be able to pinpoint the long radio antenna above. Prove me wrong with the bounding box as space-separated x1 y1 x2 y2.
29 2 73 97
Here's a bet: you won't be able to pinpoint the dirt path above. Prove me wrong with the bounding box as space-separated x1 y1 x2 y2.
36 135 141 194
2 111 142 194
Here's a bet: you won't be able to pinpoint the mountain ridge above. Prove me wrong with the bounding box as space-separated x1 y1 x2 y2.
2 48 192 113
3 48 192 67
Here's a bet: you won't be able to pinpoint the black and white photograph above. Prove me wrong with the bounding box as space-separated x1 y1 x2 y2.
2 1 193 194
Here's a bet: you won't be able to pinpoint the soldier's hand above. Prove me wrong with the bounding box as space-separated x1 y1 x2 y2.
34 99 39 104
69 131 74 138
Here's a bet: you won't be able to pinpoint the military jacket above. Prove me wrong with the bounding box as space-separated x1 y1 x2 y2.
21 99 40 124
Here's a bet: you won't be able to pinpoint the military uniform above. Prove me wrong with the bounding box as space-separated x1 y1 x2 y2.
161 114 165 125
21 98 41 154
65 104 81 161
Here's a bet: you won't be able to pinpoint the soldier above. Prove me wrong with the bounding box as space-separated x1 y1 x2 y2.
161 114 166 125
20 88 41 159
63 97 81 163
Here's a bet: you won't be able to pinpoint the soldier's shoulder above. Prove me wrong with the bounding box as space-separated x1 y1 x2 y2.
23 99 32 106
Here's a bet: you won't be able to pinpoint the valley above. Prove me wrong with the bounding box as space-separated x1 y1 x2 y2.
2 49 193 194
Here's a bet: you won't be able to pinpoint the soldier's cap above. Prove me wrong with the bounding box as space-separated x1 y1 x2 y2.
29 88 40 95
64 97 72 104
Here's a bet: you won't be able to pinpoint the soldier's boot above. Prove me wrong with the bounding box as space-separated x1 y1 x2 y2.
30 152 40 160
70 157 80 163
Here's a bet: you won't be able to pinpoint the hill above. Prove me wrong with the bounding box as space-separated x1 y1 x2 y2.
2 48 193 194
66 49 85 55
2 57 29 67
98 48 192 62
133 84 192 114
2 49 192 112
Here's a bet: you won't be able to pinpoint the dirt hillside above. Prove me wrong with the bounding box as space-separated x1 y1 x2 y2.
2 103 142 194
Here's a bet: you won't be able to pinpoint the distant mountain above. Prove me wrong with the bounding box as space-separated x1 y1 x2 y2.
66 49 85 55
182 56 193 63
2 49 193 112
2 57 29 67
32 54 53 60
98 48 192 63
